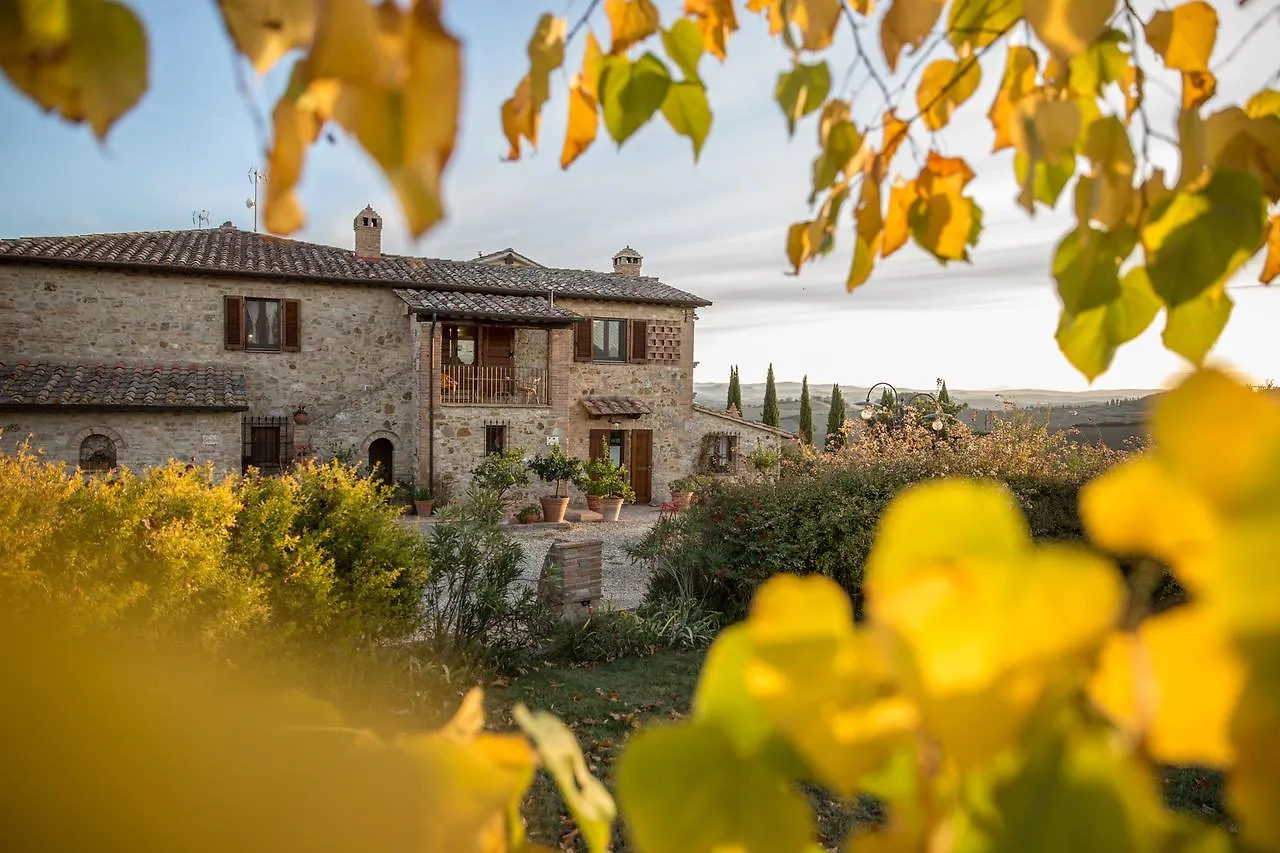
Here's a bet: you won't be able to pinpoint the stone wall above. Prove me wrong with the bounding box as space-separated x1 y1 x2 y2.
687 406 789 481
554 297 696 501
0 263 418 483
1 411 242 473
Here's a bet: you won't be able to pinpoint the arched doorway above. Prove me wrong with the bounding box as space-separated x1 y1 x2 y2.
368 437 394 486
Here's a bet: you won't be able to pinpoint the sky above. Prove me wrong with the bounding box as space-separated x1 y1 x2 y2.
0 0 1276 391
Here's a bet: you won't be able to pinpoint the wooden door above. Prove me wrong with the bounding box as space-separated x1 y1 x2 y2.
588 429 609 463
630 429 652 504
482 326 514 366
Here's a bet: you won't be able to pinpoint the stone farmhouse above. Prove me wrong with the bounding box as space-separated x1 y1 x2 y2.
0 207 787 505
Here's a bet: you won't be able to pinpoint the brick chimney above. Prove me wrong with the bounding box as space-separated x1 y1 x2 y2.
612 246 642 276
354 205 382 261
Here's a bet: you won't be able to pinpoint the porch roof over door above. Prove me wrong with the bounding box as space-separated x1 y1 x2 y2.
394 289 578 327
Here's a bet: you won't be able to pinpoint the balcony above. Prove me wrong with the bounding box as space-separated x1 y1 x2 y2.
440 364 548 406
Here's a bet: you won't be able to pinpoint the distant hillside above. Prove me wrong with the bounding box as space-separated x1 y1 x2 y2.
696 382 1159 449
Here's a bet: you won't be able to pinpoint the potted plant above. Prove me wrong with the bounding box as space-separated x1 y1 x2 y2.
413 485 434 517
669 473 698 511
293 403 309 426
594 460 636 523
576 454 616 513
515 503 542 524
526 445 582 524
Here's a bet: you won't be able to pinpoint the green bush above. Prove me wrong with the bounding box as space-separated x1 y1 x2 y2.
0 447 430 669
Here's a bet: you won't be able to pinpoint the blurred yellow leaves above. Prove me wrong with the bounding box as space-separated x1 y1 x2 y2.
746 0 842 52
880 0 946 71
989 45 1039 152
917 57 981 132
502 13 567 161
217 0 317 74
909 152 980 262
248 0 461 238
1024 0 1116 61
1144 1 1217 73
866 480 1123 768
561 32 604 169
684 0 738 61
0 0 148 140
606 0 659 55
514 705 616 853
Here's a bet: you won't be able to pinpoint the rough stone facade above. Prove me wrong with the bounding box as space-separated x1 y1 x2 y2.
687 405 790 481
0 263 417 481
1 411 242 472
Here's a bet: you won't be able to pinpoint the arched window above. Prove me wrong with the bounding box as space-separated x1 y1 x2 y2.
79 433 117 472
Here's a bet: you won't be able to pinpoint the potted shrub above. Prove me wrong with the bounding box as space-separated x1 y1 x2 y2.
669 473 698 511
472 448 530 517
526 445 582 524
413 485 434 517
293 403 309 426
515 503 542 524
595 460 636 523
576 454 616 513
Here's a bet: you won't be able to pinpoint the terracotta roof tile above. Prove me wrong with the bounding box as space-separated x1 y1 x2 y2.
0 228 711 307
580 396 653 417
394 289 578 324
0 361 248 411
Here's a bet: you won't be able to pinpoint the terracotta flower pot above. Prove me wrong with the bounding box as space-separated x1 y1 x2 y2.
414 499 434 517
598 496 624 522
670 490 693 511
293 412 309 426
586 494 603 512
540 495 569 524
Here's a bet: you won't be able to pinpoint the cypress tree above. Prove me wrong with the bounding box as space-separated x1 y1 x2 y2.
728 365 743 413
762 363 780 427
826 383 846 450
798 375 813 444
726 365 736 411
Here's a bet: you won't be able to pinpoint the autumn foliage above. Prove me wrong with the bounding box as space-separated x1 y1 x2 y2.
3 1 1280 851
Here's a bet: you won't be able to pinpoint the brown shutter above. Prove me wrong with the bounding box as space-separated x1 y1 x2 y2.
224 295 244 350
282 299 301 351
628 319 648 363
574 318 593 362
589 429 608 462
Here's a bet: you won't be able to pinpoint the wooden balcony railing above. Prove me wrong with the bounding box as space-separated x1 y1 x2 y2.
440 364 548 406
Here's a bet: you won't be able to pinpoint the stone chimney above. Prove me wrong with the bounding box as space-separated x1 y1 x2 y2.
354 205 382 261
612 246 642 276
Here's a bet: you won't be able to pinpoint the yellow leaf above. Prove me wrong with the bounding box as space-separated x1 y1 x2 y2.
788 0 842 51
579 30 605 100
849 179 884 291
1263 215 1280 284
917 57 982 132
264 69 339 235
875 109 909 181
683 0 738 60
1024 0 1116 61
786 221 816 273
1079 115 1135 228
911 153 980 261
514 705 616 853
866 479 1123 768
606 0 661 55
528 13 568 108
818 98 852 145
949 0 1024 51
501 75 536 161
988 45 1040 152
561 83 599 170
1144 1 1218 73
0 0 148 140
1089 605 1244 767
1204 106 1280 200
1181 69 1216 110
880 0 946 71
1012 96 1082 162
1245 87 1280 120
744 576 917 794
882 178 919 258
308 0 380 83
1080 456 1220 587
216 0 316 75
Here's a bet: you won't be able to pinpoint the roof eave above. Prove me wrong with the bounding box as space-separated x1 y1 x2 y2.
0 403 249 413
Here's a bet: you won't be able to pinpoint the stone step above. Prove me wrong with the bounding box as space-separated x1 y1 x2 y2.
564 508 603 523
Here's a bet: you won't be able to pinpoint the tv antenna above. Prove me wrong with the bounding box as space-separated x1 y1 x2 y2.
191 209 210 229
247 167 268 232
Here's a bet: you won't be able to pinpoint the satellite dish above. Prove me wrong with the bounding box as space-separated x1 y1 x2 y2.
245 198 255 209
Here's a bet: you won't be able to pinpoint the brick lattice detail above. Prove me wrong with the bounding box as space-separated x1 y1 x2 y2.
647 321 681 363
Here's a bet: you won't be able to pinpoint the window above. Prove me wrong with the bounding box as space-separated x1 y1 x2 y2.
592 319 626 362
574 318 648 363
224 296 300 352
79 434 117 472
443 324 476 365
242 415 293 475
699 432 738 474
484 425 507 455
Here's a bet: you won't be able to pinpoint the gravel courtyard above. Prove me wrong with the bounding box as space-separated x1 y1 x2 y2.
502 504 664 611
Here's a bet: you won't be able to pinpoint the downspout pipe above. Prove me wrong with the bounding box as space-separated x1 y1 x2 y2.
428 312 437 492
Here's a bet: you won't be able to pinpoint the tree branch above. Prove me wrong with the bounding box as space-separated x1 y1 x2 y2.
1214 2 1280 72
566 0 603 45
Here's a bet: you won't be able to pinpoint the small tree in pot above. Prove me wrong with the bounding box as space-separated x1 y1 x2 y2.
669 473 699 511
526 445 582 524
578 455 635 521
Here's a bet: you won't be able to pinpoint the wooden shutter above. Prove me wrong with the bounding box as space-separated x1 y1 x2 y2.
282 299 301 352
628 319 648 363
223 295 244 350
574 318 593 362
588 429 608 463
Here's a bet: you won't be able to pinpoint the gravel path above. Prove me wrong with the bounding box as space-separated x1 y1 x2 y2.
503 505 663 610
